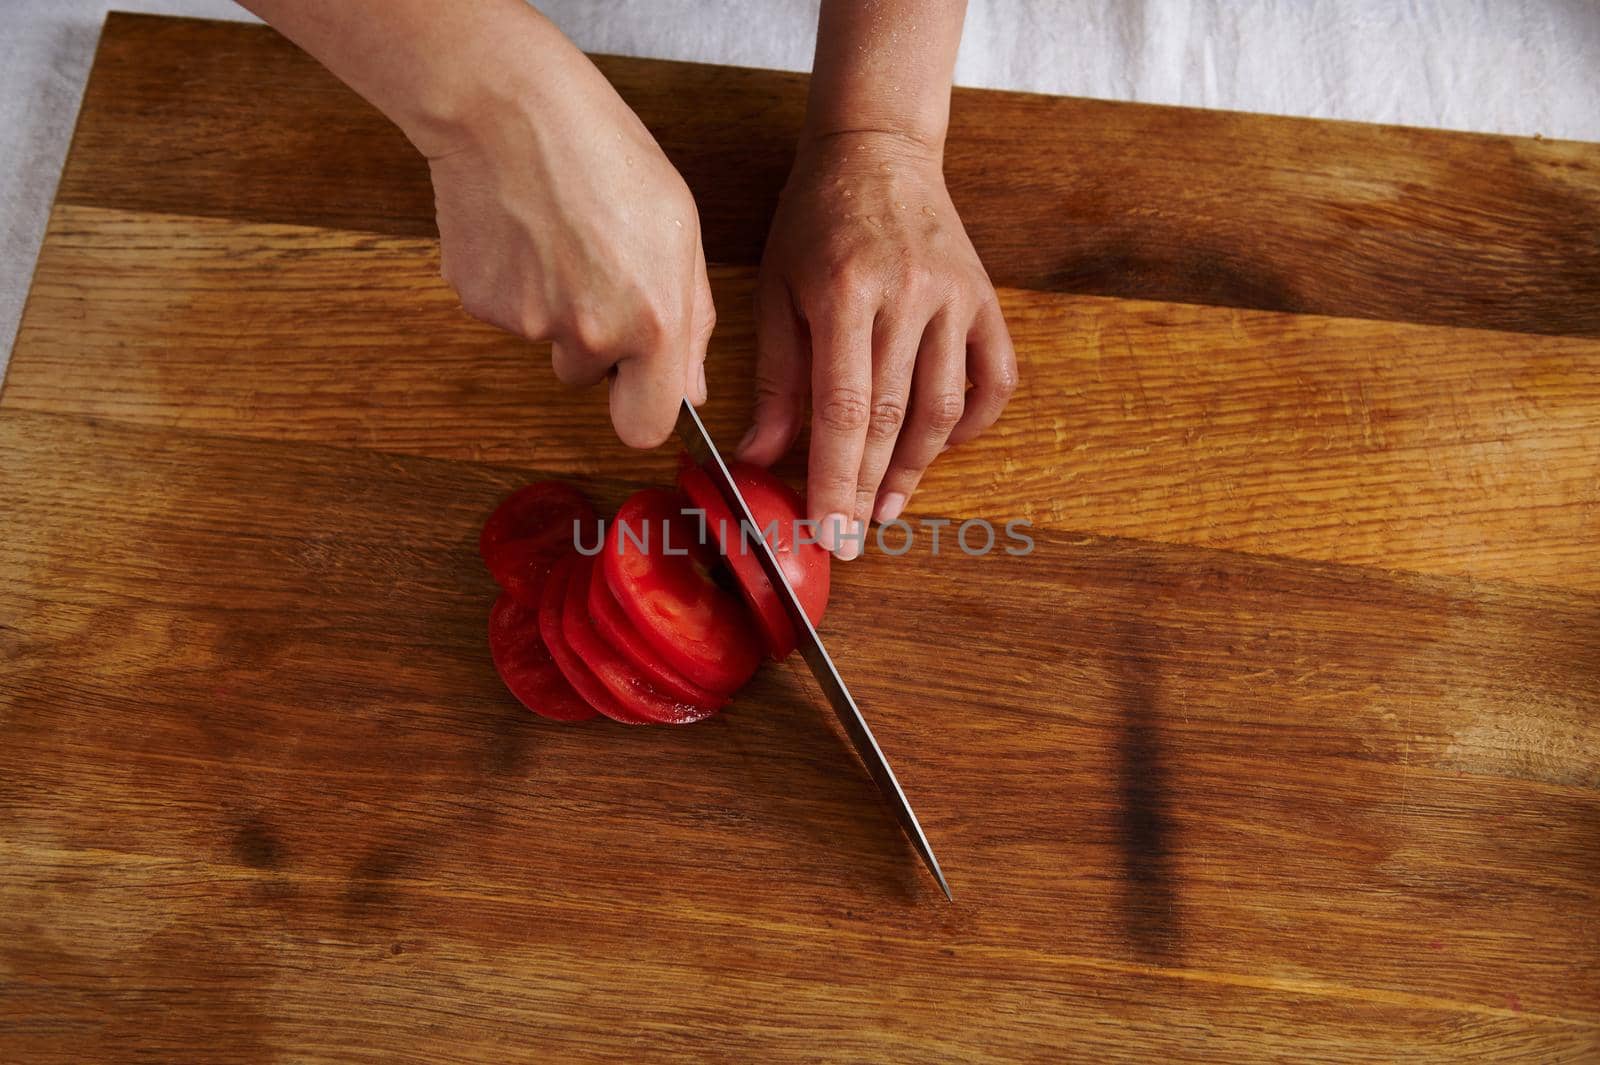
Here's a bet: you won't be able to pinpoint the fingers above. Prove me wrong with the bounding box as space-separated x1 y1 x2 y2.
850 313 921 528
608 340 684 449
872 310 967 520
686 237 714 407
607 237 703 450
947 296 1017 446
737 279 809 466
805 306 876 559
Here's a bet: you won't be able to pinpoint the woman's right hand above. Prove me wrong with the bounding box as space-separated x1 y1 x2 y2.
419 14 714 448
240 1 709 447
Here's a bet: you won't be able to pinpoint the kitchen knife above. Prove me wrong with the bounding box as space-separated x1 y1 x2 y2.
675 398 951 901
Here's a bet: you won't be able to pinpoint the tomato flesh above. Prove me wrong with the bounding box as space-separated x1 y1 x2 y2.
488 592 596 722
480 482 597 606
602 488 761 695
677 462 830 660
563 556 721 724
585 551 727 709
539 553 651 724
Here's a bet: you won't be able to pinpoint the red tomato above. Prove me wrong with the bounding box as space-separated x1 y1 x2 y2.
563 556 721 724
677 462 830 660
602 488 762 695
480 482 597 607
487 592 596 722
539 554 652 725
585 551 728 709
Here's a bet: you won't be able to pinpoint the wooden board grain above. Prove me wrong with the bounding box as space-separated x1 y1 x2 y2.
8 205 1599 591
2 411 1596 1064
3 11 1599 1064
57 13 1600 337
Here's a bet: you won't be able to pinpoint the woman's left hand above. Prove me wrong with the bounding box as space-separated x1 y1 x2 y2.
737 130 1017 559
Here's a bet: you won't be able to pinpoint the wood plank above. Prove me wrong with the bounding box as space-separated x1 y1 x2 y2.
55 13 1600 336
8 205 1598 591
2 410 1597 1064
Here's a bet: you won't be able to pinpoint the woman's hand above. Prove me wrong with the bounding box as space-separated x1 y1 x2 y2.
426 38 713 448
242 0 712 449
739 131 1015 557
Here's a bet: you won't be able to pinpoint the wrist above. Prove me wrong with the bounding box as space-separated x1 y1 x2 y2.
386 6 577 159
797 123 946 163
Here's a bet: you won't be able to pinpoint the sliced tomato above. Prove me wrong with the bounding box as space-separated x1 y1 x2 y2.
488 592 596 722
602 488 762 695
563 556 721 724
678 462 830 661
480 482 597 606
539 553 651 725
585 552 727 709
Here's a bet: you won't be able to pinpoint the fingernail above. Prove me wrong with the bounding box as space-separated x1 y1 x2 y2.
819 512 848 552
696 363 708 405
736 426 760 456
836 521 864 562
874 492 906 524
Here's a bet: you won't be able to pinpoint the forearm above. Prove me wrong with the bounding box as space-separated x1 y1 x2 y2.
238 0 575 157
805 0 967 151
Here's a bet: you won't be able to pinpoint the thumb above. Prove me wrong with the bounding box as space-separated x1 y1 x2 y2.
737 278 808 465
686 238 715 407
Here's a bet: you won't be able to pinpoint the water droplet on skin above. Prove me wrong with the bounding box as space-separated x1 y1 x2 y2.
673 218 684 228
842 190 853 198
921 205 937 217
895 201 907 210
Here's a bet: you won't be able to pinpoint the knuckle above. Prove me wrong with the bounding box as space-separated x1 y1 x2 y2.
822 259 876 308
815 388 872 434
516 306 552 341
992 362 1019 401
693 307 717 346
921 390 966 434
567 306 607 351
630 298 678 352
866 398 907 443
899 262 937 297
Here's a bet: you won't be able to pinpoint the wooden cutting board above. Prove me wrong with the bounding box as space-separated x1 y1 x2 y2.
2 13 1597 1064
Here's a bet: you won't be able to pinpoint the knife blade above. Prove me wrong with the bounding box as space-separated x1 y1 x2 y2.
674 398 951 901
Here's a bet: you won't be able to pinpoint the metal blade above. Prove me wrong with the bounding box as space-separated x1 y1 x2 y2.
675 399 951 900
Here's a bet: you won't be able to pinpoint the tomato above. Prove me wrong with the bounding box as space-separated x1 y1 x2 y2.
585 551 727 709
677 461 830 661
539 554 652 724
480 482 597 607
563 556 721 724
601 488 762 695
487 592 596 722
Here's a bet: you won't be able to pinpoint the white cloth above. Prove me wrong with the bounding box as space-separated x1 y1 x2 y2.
3 1 1597 375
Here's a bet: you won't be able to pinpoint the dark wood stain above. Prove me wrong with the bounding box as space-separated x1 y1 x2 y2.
52 13 1600 336
229 815 283 871
1112 622 1181 963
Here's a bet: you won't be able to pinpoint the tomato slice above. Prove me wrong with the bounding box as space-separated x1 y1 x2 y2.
539 553 652 725
677 462 830 661
488 592 596 722
480 482 597 606
585 552 727 709
602 488 762 695
563 556 721 724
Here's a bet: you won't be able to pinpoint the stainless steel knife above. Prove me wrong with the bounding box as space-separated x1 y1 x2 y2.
675 398 951 901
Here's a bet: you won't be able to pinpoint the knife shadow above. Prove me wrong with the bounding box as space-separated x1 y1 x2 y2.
709 661 932 905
